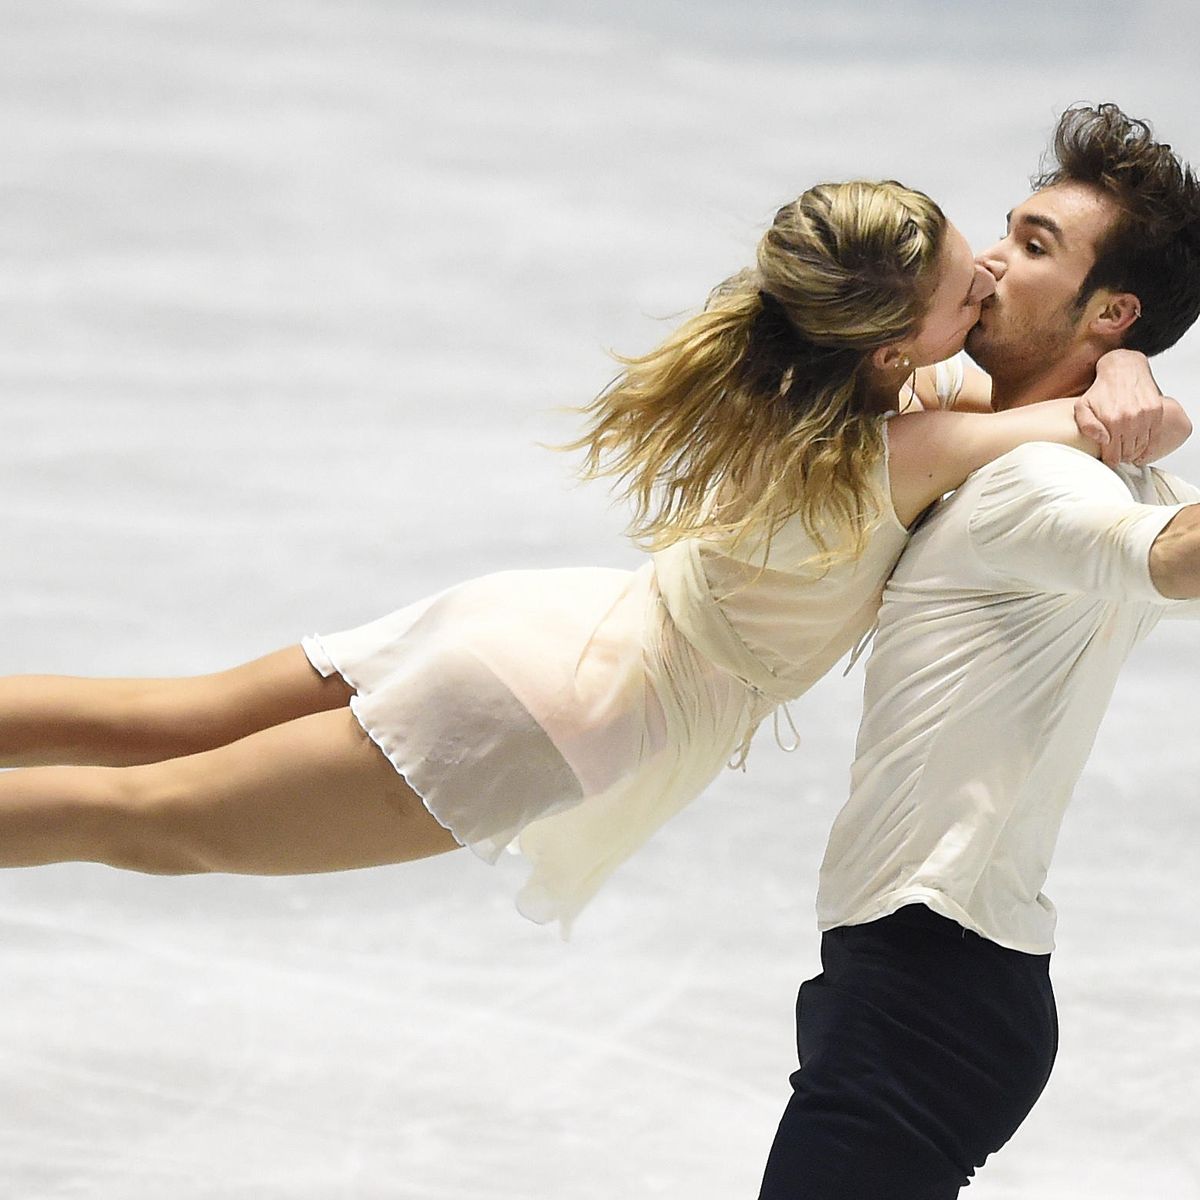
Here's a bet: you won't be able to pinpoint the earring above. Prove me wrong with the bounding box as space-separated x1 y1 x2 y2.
898 355 912 371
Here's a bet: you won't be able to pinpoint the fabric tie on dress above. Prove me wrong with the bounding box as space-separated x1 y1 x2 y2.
726 690 801 771
726 700 760 771
772 701 801 752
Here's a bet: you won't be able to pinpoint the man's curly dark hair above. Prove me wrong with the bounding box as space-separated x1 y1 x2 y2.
1034 102 1200 356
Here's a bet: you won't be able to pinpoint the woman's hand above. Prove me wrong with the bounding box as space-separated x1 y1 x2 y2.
1073 349 1191 466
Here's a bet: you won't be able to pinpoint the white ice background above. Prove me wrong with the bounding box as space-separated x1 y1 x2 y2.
1 2 1199 1197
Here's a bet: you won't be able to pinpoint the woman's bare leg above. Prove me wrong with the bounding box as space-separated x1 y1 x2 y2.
0 646 352 768
0 706 460 874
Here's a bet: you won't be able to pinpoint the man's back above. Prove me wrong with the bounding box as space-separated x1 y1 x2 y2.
818 442 1200 952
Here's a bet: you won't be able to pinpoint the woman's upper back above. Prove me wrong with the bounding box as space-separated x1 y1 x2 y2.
649 358 970 704
652 450 910 705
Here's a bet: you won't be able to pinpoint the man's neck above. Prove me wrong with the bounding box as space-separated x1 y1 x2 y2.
989 354 1100 411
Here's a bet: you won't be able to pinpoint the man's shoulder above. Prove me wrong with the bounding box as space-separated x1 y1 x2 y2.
973 446 1200 510
977 441 1106 481
951 442 1129 508
1142 464 1200 507
906 443 1133 557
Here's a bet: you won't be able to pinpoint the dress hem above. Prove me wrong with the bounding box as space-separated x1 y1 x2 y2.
300 634 493 861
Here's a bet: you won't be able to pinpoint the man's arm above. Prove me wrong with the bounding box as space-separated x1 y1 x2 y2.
965 443 1199 608
1139 468 1200 602
1149 507 1200 598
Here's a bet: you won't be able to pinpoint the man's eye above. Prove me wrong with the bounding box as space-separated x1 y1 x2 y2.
1026 241 1046 256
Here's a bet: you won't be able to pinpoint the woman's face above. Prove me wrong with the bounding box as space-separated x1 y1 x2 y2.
904 223 995 367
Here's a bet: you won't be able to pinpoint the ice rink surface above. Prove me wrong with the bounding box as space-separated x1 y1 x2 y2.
2 1 1200 1195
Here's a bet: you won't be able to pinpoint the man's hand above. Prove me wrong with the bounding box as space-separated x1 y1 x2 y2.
1073 349 1168 467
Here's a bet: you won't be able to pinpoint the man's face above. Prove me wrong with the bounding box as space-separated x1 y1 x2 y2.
966 182 1121 377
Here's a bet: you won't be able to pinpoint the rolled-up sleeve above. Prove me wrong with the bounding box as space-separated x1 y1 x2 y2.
1145 468 1200 619
967 443 1194 604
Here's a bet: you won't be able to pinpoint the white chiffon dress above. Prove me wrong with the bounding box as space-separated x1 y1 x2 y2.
302 360 964 934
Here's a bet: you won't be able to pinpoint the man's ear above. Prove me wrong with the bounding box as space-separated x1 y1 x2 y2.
1089 291 1142 339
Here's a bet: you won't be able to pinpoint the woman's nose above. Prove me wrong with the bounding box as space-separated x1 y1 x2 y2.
976 250 1005 283
974 263 997 300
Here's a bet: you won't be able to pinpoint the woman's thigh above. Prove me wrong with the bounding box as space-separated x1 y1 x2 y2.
99 706 462 874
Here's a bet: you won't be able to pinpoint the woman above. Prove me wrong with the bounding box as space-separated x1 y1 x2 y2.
0 180 1186 934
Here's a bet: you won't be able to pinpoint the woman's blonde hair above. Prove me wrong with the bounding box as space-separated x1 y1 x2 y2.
567 180 946 560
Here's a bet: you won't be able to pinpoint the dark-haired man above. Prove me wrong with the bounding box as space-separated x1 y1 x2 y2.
758 103 1200 1199
970 103 1200 409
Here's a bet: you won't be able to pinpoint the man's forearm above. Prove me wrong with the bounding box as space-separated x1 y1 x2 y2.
1149 505 1200 598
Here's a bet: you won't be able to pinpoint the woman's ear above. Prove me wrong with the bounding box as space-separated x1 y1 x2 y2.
1089 291 1142 339
872 343 911 373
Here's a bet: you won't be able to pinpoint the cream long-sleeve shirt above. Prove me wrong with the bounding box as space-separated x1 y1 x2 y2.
817 442 1200 953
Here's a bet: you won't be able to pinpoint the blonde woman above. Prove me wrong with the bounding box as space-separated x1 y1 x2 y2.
0 181 1186 933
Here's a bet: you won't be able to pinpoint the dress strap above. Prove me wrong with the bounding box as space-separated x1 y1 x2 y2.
933 353 966 410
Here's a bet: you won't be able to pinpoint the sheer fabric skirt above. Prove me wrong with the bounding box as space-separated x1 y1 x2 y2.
302 562 754 934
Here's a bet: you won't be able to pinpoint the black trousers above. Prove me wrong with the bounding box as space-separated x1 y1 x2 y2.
758 904 1058 1199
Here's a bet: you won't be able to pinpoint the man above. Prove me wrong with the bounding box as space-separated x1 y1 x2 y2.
757 103 1200 1198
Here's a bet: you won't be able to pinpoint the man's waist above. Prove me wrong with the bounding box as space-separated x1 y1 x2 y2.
818 886 1058 956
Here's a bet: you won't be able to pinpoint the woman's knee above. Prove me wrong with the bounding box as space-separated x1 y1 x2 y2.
80 763 218 875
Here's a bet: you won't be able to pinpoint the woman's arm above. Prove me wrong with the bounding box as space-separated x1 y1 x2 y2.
889 353 1192 528
908 352 1190 457
948 365 996 413
886 398 1098 527
887 393 1192 529
1073 349 1191 467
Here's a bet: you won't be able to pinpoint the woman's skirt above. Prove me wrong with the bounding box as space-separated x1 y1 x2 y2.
302 562 755 935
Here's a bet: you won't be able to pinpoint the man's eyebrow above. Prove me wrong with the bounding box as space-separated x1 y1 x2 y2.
1007 210 1067 247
